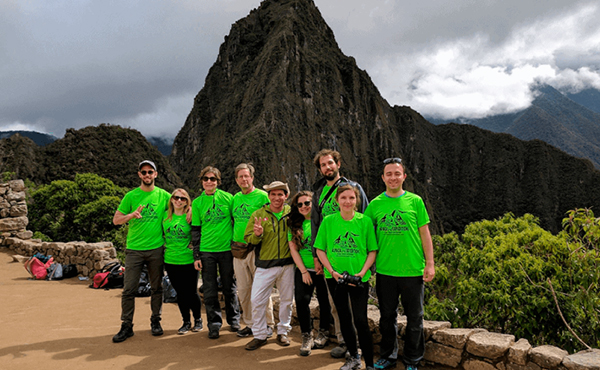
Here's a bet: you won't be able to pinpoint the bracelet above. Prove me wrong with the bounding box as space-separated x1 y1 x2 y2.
301 271 308 274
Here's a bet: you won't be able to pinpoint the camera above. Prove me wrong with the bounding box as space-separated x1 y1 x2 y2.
337 271 362 286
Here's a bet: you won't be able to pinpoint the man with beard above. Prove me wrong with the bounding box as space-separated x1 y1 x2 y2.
243 181 294 350
231 163 275 338
112 160 171 343
311 149 369 357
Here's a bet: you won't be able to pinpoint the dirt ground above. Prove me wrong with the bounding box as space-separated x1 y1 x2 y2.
0 249 442 370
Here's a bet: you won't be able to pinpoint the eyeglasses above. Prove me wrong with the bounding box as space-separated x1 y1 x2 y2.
172 196 187 202
202 176 218 182
383 157 402 165
297 201 311 208
140 170 155 175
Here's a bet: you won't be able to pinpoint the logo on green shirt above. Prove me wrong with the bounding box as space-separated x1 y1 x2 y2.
379 210 409 234
332 232 361 256
205 204 227 224
233 203 251 222
138 202 160 223
165 224 188 240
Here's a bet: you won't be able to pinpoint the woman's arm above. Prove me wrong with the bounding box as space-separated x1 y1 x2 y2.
290 241 312 285
316 249 341 281
356 250 377 279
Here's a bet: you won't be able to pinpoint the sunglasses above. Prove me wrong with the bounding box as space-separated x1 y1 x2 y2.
202 176 218 182
172 196 187 202
383 157 402 165
140 170 155 175
297 201 311 208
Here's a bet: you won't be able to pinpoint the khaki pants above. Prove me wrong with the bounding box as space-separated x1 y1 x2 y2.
233 250 274 327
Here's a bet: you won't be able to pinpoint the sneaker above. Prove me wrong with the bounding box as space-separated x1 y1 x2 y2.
245 338 268 351
112 322 134 343
192 318 203 332
405 366 418 370
366 367 375 370
237 326 253 337
266 325 274 338
340 353 361 370
374 358 397 370
313 329 329 349
299 332 314 356
229 322 241 332
277 334 290 346
330 342 347 358
151 319 163 336
208 328 220 339
178 321 191 335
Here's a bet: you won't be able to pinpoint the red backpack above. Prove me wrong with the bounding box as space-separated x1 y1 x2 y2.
24 256 54 280
90 262 124 289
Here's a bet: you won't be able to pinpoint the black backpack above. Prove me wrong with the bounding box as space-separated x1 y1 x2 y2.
90 261 124 289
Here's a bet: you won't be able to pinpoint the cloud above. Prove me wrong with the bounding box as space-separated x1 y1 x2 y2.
363 1 600 119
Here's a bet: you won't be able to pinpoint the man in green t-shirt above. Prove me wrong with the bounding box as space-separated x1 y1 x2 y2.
310 149 369 356
231 163 275 338
191 166 240 339
364 158 435 370
112 160 171 343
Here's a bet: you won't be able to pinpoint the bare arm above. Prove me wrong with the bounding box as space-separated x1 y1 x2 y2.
113 205 144 225
316 249 341 281
419 224 435 282
356 250 377 278
290 241 312 285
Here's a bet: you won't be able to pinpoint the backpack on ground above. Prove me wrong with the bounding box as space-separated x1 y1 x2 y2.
24 255 54 280
90 261 124 289
162 274 178 303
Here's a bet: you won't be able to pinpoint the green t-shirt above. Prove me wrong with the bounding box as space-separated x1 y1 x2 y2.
163 214 193 265
232 189 269 243
314 212 378 282
117 187 170 250
288 219 314 270
191 188 233 252
319 185 340 218
364 191 430 277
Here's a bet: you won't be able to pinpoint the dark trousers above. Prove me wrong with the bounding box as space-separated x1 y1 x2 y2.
165 263 202 323
294 268 331 333
200 250 240 330
327 278 374 367
376 274 425 366
121 247 164 324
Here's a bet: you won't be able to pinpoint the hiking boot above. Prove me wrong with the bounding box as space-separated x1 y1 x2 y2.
208 328 220 339
266 325 274 338
299 332 314 356
313 328 329 349
229 322 241 332
276 334 290 346
374 358 397 370
237 326 253 337
112 322 134 343
245 338 268 350
340 353 362 370
178 321 191 335
192 318 203 332
151 319 163 336
330 341 347 358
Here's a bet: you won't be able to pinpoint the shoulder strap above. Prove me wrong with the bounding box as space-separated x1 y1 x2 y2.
319 178 343 210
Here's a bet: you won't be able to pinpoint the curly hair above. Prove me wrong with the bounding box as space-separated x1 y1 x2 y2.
287 190 313 249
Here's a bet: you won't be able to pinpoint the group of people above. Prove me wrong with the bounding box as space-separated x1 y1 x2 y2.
111 149 435 370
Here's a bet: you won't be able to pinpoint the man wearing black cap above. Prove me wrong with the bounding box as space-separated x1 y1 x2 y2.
243 181 294 350
111 160 171 343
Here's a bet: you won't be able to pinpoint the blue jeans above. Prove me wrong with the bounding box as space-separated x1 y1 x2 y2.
199 251 240 330
376 274 424 366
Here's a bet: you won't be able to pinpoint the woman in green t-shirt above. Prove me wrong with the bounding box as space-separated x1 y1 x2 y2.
315 184 377 370
163 189 202 335
288 190 332 356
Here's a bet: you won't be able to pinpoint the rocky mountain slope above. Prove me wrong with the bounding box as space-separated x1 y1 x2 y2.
0 125 183 190
170 0 600 234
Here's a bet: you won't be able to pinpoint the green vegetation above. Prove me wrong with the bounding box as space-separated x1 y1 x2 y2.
28 173 129 251
426 209 600 352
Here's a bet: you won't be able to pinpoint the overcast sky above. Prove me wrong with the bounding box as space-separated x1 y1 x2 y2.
1 0 599 138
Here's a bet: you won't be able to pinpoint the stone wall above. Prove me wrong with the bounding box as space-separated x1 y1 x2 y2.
0 179 119 277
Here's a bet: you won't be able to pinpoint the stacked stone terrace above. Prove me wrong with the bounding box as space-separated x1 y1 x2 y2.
0 179 119 277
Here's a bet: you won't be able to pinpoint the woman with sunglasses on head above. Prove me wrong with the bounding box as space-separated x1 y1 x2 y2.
191 166 241 339
314 184 378 370
162 188 203 334
287 191 332 356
